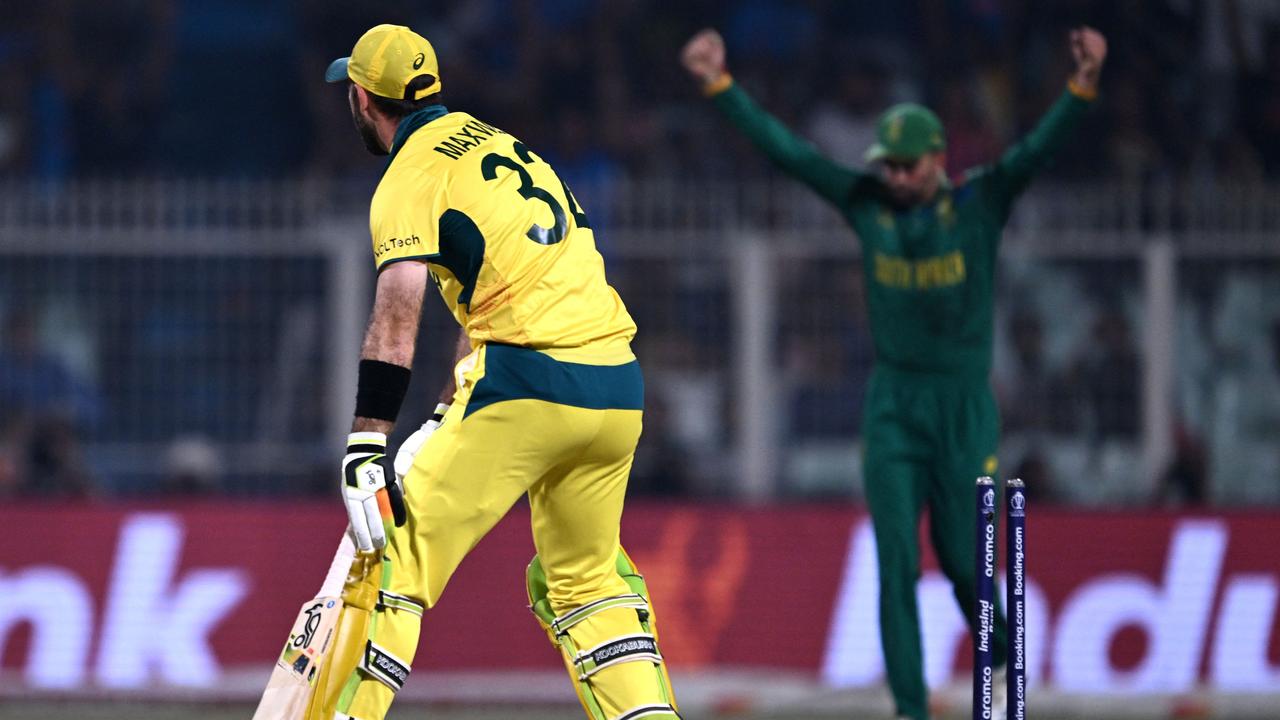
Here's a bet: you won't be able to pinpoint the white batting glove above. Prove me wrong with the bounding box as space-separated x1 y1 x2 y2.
394 404 450 484
342 432 406 553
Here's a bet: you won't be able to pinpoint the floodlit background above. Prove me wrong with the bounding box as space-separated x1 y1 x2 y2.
1 1 1278 718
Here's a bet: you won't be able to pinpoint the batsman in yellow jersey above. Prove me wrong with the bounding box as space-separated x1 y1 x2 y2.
297 23 679 720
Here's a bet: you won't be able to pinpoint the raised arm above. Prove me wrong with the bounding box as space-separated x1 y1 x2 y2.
681 29 862 207
982 27 1107 212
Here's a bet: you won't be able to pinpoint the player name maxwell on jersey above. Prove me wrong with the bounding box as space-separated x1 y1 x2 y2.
433 119 506 160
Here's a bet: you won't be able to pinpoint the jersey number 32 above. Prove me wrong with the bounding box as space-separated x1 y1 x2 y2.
480 142 591 245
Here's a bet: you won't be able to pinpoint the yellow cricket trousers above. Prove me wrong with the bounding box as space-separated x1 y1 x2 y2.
334 343 669 719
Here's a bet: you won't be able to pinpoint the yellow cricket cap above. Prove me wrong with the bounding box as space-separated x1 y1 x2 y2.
324 24 441 101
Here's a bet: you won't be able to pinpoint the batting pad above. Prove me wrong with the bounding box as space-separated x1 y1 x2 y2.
333 561 426 720
527 550 680 720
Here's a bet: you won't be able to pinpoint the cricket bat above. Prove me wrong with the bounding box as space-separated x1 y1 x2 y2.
253 532 357 720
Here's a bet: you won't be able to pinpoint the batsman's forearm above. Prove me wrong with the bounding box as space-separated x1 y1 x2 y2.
351 416 394 434
352 263 428 433
360 280 424 368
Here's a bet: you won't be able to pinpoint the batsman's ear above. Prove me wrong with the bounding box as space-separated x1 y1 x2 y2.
349 83 372 113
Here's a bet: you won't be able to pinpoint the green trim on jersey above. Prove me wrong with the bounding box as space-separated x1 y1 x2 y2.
384 104 450 172
435 208 486 309
465 344 644 419
379 253 440 268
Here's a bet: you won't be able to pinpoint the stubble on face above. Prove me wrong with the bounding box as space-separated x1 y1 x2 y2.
349 84 388 157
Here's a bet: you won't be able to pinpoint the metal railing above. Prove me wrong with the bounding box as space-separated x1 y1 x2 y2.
0 179 1276 504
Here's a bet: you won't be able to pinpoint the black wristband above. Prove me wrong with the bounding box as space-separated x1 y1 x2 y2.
355 359 412 422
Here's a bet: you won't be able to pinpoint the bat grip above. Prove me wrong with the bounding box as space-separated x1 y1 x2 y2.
317 532 359 597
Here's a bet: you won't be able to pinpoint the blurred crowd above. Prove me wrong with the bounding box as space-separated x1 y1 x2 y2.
0 0 1278 186
2 1 1280 505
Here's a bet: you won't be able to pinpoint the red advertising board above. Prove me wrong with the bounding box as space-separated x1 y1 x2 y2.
1 503 1277 694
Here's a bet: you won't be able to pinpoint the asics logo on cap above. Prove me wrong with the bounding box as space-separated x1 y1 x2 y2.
324 24 442 100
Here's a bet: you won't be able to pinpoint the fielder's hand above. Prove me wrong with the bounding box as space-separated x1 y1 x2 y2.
393 403 450 484
681 29 728 88
343 432 407 552
1069 26 1107 96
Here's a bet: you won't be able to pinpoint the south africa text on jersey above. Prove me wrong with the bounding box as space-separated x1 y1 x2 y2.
433 119 507 160
873 250 966 290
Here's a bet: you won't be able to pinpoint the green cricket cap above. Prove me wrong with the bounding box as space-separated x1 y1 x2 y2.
864 103 946 162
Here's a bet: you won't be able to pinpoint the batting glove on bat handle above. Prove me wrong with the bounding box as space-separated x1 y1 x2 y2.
394 403 450 484
342 431 407 553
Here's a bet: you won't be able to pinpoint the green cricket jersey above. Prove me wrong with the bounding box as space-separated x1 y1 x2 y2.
712 83 1092 376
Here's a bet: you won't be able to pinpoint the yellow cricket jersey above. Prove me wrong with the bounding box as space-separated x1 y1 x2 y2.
369 107 636 365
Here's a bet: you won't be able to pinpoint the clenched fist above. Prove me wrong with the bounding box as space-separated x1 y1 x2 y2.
681 28 728 87
1069 26 1107 95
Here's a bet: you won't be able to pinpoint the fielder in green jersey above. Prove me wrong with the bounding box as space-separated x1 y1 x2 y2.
683 26 1107 720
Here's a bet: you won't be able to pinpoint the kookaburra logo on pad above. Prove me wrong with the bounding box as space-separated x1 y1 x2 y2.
363 466 383 488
